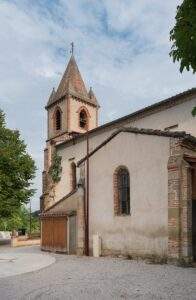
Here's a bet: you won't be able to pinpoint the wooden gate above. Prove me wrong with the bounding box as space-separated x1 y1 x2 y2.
41 216 67 252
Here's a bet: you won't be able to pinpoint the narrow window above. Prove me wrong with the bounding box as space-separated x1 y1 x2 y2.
114 167 130 215
55 109 61 130
71 162 77 190
79 110 88 129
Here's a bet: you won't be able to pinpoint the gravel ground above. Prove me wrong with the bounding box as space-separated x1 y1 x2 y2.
0 246 195 300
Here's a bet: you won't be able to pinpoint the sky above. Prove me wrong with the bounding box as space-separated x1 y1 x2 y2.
0 0 195 211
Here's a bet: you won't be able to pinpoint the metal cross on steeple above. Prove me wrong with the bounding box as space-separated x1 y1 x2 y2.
70 42 74 55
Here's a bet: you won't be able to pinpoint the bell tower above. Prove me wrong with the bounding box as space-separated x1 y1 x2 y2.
41 48 100 210
45 53 100 144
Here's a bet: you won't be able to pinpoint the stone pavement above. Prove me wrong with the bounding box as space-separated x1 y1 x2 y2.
0 245 55 278
0 246 196 300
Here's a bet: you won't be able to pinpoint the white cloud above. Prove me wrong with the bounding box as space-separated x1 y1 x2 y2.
0 0 194 210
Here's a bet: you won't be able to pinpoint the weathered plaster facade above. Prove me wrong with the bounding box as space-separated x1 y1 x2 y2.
86 133 170 257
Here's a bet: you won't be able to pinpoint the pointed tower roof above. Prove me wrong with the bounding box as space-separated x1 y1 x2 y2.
88 87 100 107
46 87 56 107
46 55 99 108
55 55 88 100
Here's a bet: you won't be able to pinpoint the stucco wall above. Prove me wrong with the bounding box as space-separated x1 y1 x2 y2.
54 95 196 204
88 132 170 257
131 96 196 137
56 131 114 201
57 141 86 200
48 190 80 213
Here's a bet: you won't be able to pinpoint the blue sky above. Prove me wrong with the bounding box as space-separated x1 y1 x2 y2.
0 0 195 210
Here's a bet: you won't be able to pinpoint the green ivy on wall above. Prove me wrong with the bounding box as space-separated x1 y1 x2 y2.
192 107 196 117
49 151 62 183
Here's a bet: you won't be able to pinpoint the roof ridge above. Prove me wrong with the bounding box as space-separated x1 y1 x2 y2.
77 126 196 166
42 188 77 213
55 55 88 100
54 87 196 146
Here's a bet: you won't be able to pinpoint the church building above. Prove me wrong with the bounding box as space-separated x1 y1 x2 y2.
40 51 196 263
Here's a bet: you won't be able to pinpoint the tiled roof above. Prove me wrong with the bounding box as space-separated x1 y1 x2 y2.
77 126 196 166
88 87 100 108
46 87 56 107
46 55 99 108
53 87 196 145
40 189 77 215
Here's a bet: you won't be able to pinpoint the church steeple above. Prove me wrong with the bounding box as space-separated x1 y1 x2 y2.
42 47 100 213
46 49 100 141
46 54 99 109
55 55 89 101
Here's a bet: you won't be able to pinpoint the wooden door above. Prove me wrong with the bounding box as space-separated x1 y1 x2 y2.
53 217 67 252
41 216 67 252
41 218 53 250
69 215 77 254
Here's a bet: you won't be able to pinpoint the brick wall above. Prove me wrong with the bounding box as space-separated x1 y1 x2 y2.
168 138 195 262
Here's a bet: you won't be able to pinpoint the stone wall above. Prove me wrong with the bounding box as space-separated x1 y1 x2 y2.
11 236 40 247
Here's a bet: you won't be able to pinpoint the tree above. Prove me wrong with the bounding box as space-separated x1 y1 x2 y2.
0 206 40 234
0 110 36 218
170 0 196 73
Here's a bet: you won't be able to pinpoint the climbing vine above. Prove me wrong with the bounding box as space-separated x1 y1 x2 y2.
192 107 196 117
49 151 62 183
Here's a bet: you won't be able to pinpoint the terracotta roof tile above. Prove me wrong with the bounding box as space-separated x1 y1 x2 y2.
46 87 56 107
77 126 196 166
46 55 99 108
53 87 196 145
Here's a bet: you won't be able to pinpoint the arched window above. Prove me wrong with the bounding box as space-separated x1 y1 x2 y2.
55 109 61 130
70 162 77 190
79 109 88 129
114 167 130 215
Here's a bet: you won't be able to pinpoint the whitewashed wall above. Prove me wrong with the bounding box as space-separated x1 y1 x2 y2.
88 132 170 256
130 96 196 136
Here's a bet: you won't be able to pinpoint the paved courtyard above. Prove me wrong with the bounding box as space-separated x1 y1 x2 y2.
0 245 55 278
0 246 195 300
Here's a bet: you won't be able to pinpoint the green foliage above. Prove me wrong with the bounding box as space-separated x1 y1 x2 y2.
0 110 36 218
49 151 62 183
170 0 196 73
192 107 196 116
0 205 40 233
